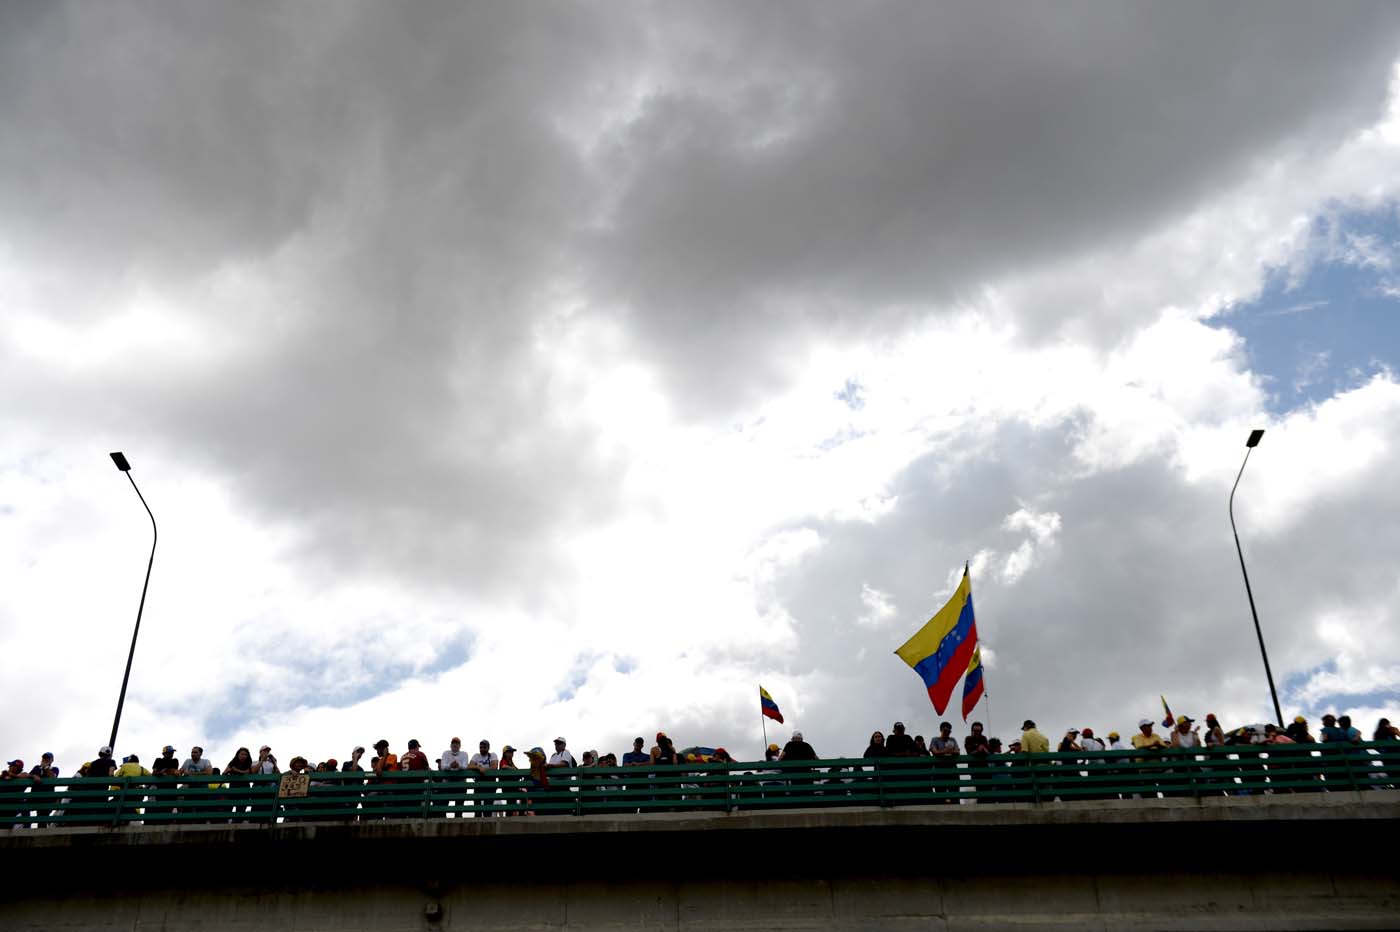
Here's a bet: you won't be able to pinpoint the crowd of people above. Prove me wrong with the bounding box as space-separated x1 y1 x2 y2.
4 711 1396 793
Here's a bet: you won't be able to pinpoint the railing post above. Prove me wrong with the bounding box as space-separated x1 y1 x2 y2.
1029 757 1040 804
111 779 129 828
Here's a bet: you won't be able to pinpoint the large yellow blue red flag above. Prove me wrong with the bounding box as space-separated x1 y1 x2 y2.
895 566 979 715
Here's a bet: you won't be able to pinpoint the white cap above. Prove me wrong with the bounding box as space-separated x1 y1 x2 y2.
1138 718 1152 727
792 731 803 740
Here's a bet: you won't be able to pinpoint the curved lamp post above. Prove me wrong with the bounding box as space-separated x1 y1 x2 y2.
108 451 157 752
1229 429 1283 727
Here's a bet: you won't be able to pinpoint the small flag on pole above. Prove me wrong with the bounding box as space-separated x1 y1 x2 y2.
961 647 985 721
760 686 784 724
894 566 979 715
1161 695 1175 729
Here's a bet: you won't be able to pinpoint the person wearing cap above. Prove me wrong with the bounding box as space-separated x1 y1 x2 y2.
763 743 781 763
86 746 118 779
341 746 366 773
1203 714 1227 748
780 731 817 761
623 737 650 767
1058 728 1083 754
1286 716 1314 744
885 721 917 757
548 737 577 769
255 746 279 775
1020 720 1050 754
439 738 469 772
1080 728 1105 753
401 739 430 771
27 752 55 781
1169 715 1201 749
1131 719 1166 751
651 733 677 766
152 746 180 776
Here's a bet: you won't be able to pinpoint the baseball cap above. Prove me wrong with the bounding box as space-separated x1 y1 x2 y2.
326 758 339 769
353 746 366 754
408 739 421 749
7 759 22 768
1067 728 1079 734
1021 720 1035 730
528 746 545 756
554 736 566 743
792 731 803 740
767 743 780 751
501 745 516 753
1081 728 1094 737
260 745 272 752
1177 715 1193 724
374 739 390 749
163 745 176 754
41 751 53 760
1107 731 1120 739
1138 718 1152 727
99 746 112 755
1294 716 1306 724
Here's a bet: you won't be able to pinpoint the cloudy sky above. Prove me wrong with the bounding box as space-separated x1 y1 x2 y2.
4 2 1400 771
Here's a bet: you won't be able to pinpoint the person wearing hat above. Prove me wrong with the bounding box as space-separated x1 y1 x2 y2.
885 721 917 757
1080 728 1105 753
547 737 577 769
401 739 430 771
86 746 118 779
1169 715 1201 749
152 746 180 776
1058 728 1083 754
440 737 469 772
651 733 677 766
1131 718 1166 751
341 746 366 773
1203 714 1226 748
780 731 817 761
1286 715 1314 744
254 746 279 775
1020 720 1050 754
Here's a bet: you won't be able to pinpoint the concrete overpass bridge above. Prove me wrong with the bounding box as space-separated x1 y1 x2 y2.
5 747 1400 929
3 791 1398 930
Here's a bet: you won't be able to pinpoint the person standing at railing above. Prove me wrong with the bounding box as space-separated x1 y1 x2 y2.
254 746 279 775
1020 720 1050 754
341 746 366 773
963 722 990 798
930 722 961 803
1131 719 1168 798
863 732 889 759
1375 718 1399 742
885 722 917 757
86 746 118 779
437 737 470 819
913 736 930 757
2 759 39 827
401 739 431 771
466 739 498 817
113 754 151 824
1286 716 1314 744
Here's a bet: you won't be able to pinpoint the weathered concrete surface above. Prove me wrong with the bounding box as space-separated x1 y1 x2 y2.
3 793 1398 930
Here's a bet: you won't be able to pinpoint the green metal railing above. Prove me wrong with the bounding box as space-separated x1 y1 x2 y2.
3 743 1396 830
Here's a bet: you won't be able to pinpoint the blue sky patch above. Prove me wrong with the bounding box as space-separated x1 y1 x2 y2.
1217 207 1399 415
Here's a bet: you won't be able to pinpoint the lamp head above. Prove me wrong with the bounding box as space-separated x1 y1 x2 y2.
1246 429 1264 449
109 452 132 472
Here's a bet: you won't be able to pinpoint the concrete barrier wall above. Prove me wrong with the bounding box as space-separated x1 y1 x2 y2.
3 793 1398 930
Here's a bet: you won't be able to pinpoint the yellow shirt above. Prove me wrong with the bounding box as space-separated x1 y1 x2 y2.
114 762 151 778
1021 728 1050 753
1132 733 1166 750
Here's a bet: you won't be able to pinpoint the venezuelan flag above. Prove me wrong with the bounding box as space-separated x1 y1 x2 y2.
1161 695 1175 729
895 566 979 715
760 686 784 724
961 647 985 721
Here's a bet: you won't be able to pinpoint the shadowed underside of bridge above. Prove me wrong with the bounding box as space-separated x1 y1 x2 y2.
3 793 1398 931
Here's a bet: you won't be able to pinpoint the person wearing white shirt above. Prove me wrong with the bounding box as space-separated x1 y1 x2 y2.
468 740 499 773
441 738 471 772
548 737 576 768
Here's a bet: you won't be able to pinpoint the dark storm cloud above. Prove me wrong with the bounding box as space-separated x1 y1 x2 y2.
2 1 1397 601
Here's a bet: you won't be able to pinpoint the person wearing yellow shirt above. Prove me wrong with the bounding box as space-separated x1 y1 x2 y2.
1131 719 1167 751
113 754 152 824
1020 720 1050 754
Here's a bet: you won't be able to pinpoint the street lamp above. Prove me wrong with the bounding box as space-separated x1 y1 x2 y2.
108 451 157 753
1228 429 1283 727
